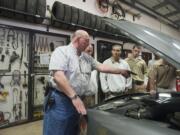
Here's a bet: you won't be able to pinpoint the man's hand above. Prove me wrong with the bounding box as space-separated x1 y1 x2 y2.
120 69 131 78
150 90 156 95
72 97 87 115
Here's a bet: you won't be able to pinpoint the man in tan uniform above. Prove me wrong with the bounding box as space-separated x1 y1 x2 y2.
126 45 148 93
148 59 176 94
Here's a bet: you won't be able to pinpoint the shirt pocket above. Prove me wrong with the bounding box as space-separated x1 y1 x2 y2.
68 60 77 72
80 63 92 74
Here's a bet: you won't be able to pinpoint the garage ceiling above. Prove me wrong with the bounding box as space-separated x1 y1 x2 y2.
119 0 180 29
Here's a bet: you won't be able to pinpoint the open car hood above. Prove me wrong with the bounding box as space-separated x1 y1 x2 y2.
104 19 180 69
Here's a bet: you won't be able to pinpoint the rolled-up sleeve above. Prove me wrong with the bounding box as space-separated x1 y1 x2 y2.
88 55 99 70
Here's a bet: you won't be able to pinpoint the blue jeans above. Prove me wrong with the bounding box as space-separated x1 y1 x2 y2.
43 89 80 135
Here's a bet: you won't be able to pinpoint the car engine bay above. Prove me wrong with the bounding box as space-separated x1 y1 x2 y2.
96 92 180 130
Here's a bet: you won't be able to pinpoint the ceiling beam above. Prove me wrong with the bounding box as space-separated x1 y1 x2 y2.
174 19 180 23
166 0 180 12
165 10 179 17
152 2 168 10
130 0 136 5
133 1 179 28
118 0 179 28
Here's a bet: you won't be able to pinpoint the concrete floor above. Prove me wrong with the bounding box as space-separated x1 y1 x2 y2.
0 120 86 135
0 120 42 135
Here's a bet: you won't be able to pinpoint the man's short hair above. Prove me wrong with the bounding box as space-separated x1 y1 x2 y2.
112 44 122 50
72 30 89 40
132 45 141 49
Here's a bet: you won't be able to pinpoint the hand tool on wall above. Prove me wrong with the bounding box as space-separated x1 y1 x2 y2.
1 55 5 62
0 47 3 54
49 42 55 52
34 36 38 52
0 111 10 127
10 70 21 86
37 76 45 85
24 91 28 117
0 83 4 89
12 88 18 121
0 28 6 46
41 37 45 52
19 32 24 69
0 77 4 90
14 105 19 121
45 37 49 52
27 43 29 61
19 90 23 102
7 29 17 50
0 111 5 122
16 31 19 50
18 93 22 120
18 104 22 120
23 62 28 69
24 33 28 57
0 28 6 38
35 36 47 52
10 51 19 63
22 71 28 88
0 40 4 46
24 101 27 118
5 48 10 55
35 89 38 99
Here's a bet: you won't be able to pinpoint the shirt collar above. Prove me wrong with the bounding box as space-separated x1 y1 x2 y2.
69 43 84 58
69 43 78 55
111 57 121 63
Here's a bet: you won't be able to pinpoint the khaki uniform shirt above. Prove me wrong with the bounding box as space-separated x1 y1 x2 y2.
148 60 175 89
126 57 148 82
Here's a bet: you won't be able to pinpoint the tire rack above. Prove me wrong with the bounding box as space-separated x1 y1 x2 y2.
0 6 133 42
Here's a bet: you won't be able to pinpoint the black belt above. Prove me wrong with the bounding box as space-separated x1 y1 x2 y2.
49 87 84 100
133 80 144 85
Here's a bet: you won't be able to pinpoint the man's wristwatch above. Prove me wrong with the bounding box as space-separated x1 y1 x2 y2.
70 94 78 100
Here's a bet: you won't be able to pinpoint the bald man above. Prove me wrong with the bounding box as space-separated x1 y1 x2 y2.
43 30 130 135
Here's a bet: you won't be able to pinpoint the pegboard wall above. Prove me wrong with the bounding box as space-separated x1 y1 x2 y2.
0 26 69 127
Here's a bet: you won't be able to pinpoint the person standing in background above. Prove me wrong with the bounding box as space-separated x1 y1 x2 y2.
100 45 132 99
125 45 148 93
148 59 176 94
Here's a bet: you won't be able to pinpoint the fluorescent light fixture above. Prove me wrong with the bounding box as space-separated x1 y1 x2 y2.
173 43 180 50
144 30 155 37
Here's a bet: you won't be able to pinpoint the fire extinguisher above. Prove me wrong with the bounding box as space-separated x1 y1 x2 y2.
176 70 180 92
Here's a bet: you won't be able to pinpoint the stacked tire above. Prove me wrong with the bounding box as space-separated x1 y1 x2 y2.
0 0 46 24
52 1 118 34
